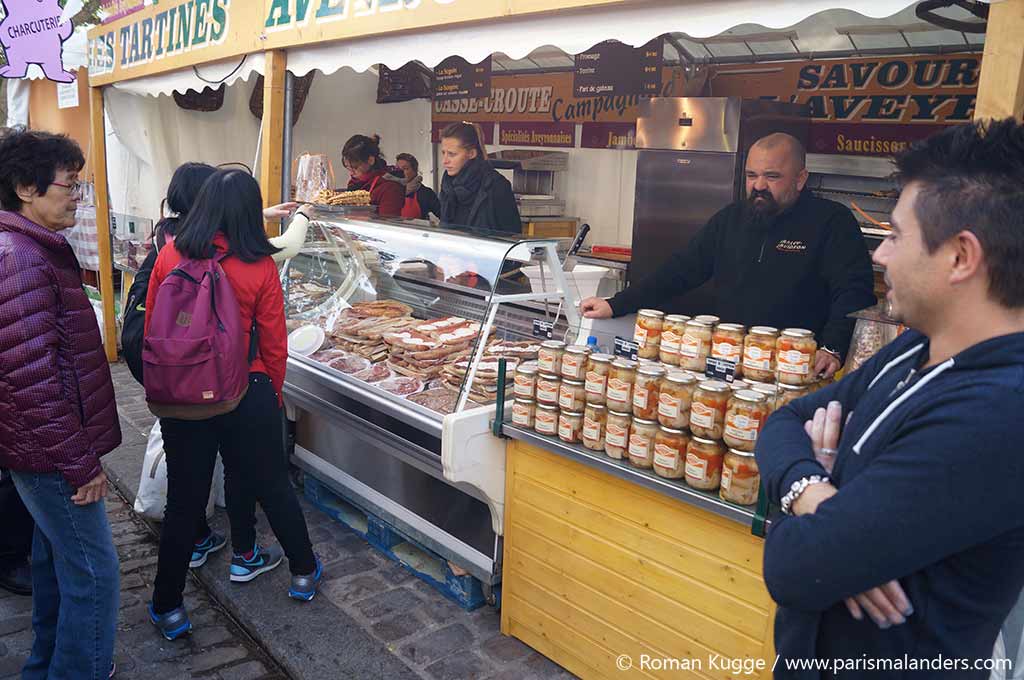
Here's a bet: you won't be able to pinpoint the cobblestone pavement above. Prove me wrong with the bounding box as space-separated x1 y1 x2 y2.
0 486 287 680
106 361 574 680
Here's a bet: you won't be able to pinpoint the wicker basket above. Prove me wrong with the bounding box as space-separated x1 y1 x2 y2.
249 72 315 125
173 85 226 112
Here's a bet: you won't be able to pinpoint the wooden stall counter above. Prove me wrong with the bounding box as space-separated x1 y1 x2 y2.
500 425 777 680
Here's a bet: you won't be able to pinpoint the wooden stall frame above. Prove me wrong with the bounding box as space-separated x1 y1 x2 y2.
261 50 287 237
89 86 118 363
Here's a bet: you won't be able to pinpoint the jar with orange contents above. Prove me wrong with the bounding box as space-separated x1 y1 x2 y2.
749 382 780 413
685 436 726 491
582 404 607 451
534 403 559 436
723 389 770 452
776 329 818 386
513 362 538 400
535 374 561 407
742 326 778 383
632 364 666 420
537 340 566 376
628 418 659 468
604 410 632 460
776 383 810 409
659 314 690 366
652 426 690 480
721 449 761 506
558 379 586 412
689 380 730 440
584 353 614 405
634 309 665 360
560 345 591 381
605 359 637 413
558 411 584 444
511 399 535 428
678 320 713 372
658 371 696 428
711 323 746 377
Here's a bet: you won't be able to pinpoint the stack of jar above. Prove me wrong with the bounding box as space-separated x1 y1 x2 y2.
511 341 598 447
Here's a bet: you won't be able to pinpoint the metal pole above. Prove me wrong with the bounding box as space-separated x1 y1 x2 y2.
282 70 295 204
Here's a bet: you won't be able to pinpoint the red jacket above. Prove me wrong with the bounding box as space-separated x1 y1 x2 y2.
144 233 288 396
348 169 404 217
0 211 121 487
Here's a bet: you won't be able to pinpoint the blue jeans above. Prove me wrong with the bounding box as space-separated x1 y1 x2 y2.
11 470 119 680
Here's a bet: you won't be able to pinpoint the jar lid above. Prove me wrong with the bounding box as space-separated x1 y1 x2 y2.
781 328 814 338
562 379 584 386
537 403 559 411
682 370 706 382
691 435 722 446
778 382 810 392
697 379 731 393
589 353 614 363
748 381 779 395
659 425 687 435
638 309 665 318
538 373 561 381
665 371 697 384
561 411 584 418
638 364 667 376
717 323 747 333
694 315 720 325
685 319 712 329
565 345 592 355
750 325 779 336
727 448 756 458
607 410 632 417
585 403 607 411
729 379 751 391
632 417 659 426
664 314 691 324
516 363 539 375
513 398 535 405
540 340 567 349
611 358 638 369
733 389 768 403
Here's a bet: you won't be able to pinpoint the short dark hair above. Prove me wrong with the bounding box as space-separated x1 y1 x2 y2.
395 153 419 172
342 134 386 171
155 162 217 248
174 169 280 263
895 118 1024 308
0 127 85 211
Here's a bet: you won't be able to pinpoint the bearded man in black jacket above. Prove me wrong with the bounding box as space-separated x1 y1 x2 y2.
580 133 876 378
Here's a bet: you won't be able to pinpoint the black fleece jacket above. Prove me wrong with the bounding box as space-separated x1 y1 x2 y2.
609 191 875 359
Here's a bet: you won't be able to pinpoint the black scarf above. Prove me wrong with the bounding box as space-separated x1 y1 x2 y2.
439 157 488 224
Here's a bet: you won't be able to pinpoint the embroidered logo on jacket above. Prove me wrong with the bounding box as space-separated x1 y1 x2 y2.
776 239 808 253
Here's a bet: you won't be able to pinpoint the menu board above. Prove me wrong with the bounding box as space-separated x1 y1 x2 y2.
574 37 664 98
433 56 493 101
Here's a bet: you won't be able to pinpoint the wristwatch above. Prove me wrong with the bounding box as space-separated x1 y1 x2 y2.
780 475 830 515
820 346 842 363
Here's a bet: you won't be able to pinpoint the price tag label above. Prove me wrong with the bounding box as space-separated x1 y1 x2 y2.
613 336 640 361
705 357 738 383
533 320 555 339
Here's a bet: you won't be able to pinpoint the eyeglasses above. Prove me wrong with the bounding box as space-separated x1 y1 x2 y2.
51 181 83 198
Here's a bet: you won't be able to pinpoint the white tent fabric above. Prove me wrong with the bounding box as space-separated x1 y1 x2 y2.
111 53 265 98
6 78 30 127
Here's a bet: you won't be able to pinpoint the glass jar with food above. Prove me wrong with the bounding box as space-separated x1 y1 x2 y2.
679 320 713 372
537 340 566 376
582 404 607 451
513 362 539 400
653 426 689 480
776 329 818 386
535 374 562 407
689 380 731 440
723 389 770 452
511 399 536 428
558 411 584 444
659 314 690 366
606 359 637 413
711 323 747 377
694 314 720 328
721 449 761 506
585 353 614 405
685 436 726 490
776 383 810 408
729 379 752 394
561 345 592 381
558 379 587 412
634 309 665 360
658 371 697 428
628 418 659 469
534 403 559 436
604 410 632 460
632 364 666 420
742 326 779 383
749 382 781 413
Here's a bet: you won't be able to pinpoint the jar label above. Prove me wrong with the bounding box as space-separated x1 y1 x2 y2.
743 345 772 371
690 401 715 428
512 404 532 425
680 334 702 358
535 412 557 434
721 466 733 491
778 350 811 375
537 355 556 373
634 326 649 348
658 393 681 418
558 420 575 440
724 414 759 441
661 330 682 353
607 378 631 402
513 375 534 397
653 443 679 469
712 341 741 361
583 419 602 440
606 424 627 447
537 383 558 402
628 434 651 459
633 386 649 409
585 373 607 395
559 391 576 410
562 354 583 376
685 453 708 481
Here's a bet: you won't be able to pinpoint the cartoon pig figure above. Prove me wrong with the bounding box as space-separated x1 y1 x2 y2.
0 0 76 83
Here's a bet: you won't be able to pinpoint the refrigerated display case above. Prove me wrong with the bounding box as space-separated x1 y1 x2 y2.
280 209 581 589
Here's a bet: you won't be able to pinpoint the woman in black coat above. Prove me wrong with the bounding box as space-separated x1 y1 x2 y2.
438 122 521 233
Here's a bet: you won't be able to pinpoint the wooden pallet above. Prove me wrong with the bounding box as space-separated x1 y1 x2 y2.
303 474 488 611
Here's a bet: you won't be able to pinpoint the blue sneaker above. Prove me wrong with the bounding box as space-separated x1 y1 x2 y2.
288 558 323 602
148 603 192 641
189 532 227 569
230 543 284 583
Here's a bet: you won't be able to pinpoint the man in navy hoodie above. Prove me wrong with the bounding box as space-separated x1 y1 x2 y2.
756 118 1024 678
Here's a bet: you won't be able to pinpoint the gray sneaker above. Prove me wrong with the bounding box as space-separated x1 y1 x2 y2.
229 544 284 583
288 558 323 602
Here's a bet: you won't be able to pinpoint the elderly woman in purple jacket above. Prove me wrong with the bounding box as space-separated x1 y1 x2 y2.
0 128 121 680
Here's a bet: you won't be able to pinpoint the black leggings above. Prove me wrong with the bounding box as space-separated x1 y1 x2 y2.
152 373 314 613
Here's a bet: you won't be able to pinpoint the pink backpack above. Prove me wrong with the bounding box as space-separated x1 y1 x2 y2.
143 253 253 420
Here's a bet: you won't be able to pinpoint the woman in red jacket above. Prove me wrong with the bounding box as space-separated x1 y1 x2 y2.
341 134 404 217
144 169 320 640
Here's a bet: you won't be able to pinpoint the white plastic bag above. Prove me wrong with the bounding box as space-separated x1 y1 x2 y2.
134 421 221 521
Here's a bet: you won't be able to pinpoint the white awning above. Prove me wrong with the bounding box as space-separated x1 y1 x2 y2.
109 53 265 97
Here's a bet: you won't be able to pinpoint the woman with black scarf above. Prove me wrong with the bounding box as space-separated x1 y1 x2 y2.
438 122 521 233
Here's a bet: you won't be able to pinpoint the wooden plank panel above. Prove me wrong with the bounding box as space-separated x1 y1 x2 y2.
975 0 1024 120
508 543 764 666
89 86 118 362
509 497 768 640
506 612 619 680
259 50 286 237
513 442 764 574
512 473 768 606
